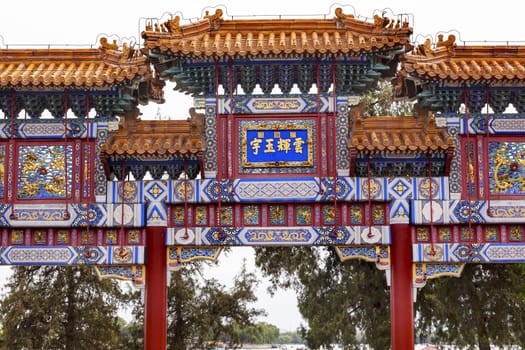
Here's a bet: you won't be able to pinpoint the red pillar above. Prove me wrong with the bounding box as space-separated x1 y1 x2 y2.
144 226 167 350
390 224 414 350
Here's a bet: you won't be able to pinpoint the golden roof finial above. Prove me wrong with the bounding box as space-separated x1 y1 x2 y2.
334 7 354 19
204 9 223 29
163 16 181 34
100 37 118 50
436 34 456 52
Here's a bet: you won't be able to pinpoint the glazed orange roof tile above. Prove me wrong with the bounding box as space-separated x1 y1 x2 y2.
101 108 205 156
0 39 150 88
403 34 525 81
141 8 413 57
349 106 454 153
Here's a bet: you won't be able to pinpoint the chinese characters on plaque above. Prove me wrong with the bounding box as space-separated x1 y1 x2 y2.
242 124 313 168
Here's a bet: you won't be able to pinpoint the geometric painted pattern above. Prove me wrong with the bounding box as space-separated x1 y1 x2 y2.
336 98 350 174
144 180 168 203
335 245 390 270
221 96 330 115
164 176 450 206
0 120 95 139
166 225 391 246
438 114 461 196
204 100 218 177
388 177 413 224
413 243 525 263
235 178 322 202
464 113 525 135
200 179 235 203
0 203 145 228
95 265 145 288
95 125 109 198
146 202 168 227
107 181 143 204
167 246 222 271
0 245 144 265
412 200 525 224
413 262 465 289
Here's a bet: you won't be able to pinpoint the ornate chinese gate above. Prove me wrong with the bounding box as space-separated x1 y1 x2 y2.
1 6 525 350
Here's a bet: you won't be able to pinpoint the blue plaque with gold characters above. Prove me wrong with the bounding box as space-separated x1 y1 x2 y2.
241 121 313 168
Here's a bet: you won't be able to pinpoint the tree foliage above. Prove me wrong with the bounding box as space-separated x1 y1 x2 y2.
0 266 126 350
232 322 280 345
255 247 390 349
360 80 414 116
416 264 525 350
277 331 303 344
127 258 265 350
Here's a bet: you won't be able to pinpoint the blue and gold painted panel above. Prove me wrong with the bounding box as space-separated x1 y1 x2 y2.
411 200 525 224
0 144 4 198
413 242 525 264
96 265 145 288
269 205 286 225
413 263 465 289
221 96 330 114
335 245 390 270
17 145 72 199
243 128 311 167
1 228 145 247
167 247 222 271
238 119 316 175
166 225 391 246
0 203 144 228
0 120 96 139
489 141 525 195
0 245 144 265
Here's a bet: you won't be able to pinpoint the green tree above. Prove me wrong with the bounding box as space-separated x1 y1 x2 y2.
233 322 280 344
122 258 265 350
278 331 303 344
136 259 264 350
0 266 126 350
117 318 143 350
416 264 525 350
255 247 390 349
360 80 414 116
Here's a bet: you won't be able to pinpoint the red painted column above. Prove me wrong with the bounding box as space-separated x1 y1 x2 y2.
390 224 414 350
144 226 167 350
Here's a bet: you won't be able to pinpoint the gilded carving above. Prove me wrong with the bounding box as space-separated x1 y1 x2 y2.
489 142 525 195
163 16 181 34
334 8 354 20
128 229 140 244
296 206 312 225
416 227 429 241
436 34 456 51
252 100 301 111
245 229 311 243
17 145 72 199
99 37 118 50
362 178 380 199
204 9 223 29
269 205 286 225
195 206 207 226
241 121 314 169
350 205 362 225
415 38 432 56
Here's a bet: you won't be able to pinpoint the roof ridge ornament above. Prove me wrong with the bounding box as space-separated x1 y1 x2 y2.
163 16 181 35
334 7 355 20
100 37 119 50
203 9 224 30
436 34 456 53
414 38 433 56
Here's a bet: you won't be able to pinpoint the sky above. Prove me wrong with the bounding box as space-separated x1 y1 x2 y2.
0 0 522 332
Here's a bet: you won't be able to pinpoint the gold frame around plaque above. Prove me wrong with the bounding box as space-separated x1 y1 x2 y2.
241 121 314 168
